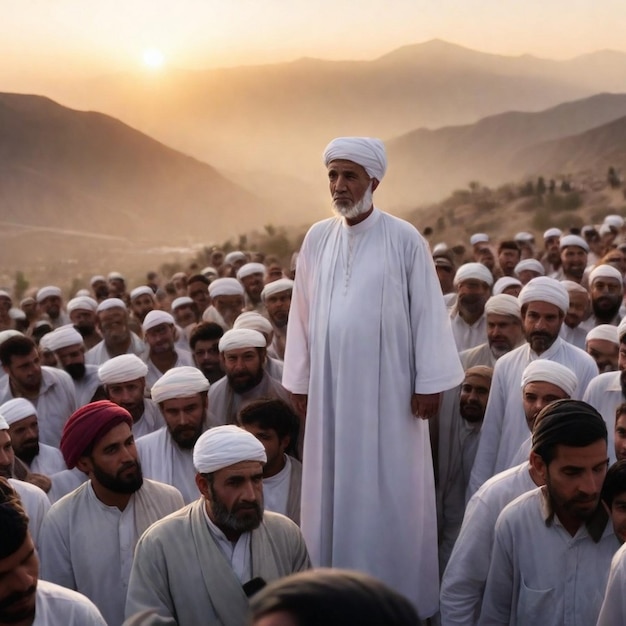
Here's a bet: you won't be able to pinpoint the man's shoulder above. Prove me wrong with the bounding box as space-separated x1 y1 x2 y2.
496 486 543 529
136 427 167 448
138 501 195 542
141 478 184 501
585 370 620 394
208 376 227 396
9 477 48 502
473 463 533 507
262 510 304 538
42 366 74 388
47 480 90 514
36 580 106 624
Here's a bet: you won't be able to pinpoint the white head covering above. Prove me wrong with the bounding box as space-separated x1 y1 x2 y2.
208 278 244 298
107 272 125 282
470 233 489 246
98 354 148 384
8 308 25 321
151 366 210 403
618 318 626 342
224 251 247 266
236 263 266 280
521 360 577 397
515 231 534 243
0 415 8 431
130 286 154 301
589 264 624 287
38 333 54 353
518 276 569 314
143 310 175 333
544 227 562 239
0 291 12 302
201 266 218 278
0 398 37 426
219 329 266 353
193 425 266 474
561 280 588 295
0 330 22 346
605 215 625 229
432 243 448 254
323 137 387 181
559 234 589 252
36 286 62 303
493 276 523 296
453 262 494 288
96 298 127 314
46 325 83 352
261 278 294 301
74 289 90 298
514 259 545 277
171 296 194 311
233 312 273 335
586 324 619 346
66 296 98 314
90 275 106 286
484 294 522 319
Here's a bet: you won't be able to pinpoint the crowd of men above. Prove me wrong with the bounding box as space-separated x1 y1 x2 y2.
3 137 626 625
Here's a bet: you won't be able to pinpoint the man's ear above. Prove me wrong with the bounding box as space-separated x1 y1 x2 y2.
371 178 380 193
76 456 93 476
195 473 211 500
529 450 547 483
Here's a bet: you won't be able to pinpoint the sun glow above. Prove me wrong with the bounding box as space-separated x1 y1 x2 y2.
142 48 165 69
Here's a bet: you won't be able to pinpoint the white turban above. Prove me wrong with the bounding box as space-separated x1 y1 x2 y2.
0 330 22 346
619 318 626 342
560 234 589 252
96 298 127 314
74 289 90 298
514 259 545 277
0 415 8 431
323 137 387 181
201 266 218 278
36 286 62 303
470 233 489 246
589 264 624 287
561 280 588 295
544 228 562 239
600 223 614 236
38 333 54 352
151 366 210 404
67 296 98 314
0 291 11 302
171 297 194 311
261 278 294 301
9 309 25 321
90 275 106 286
586 324 619 346
236 263 266 280
233 312 273 335
224 251 247 265
143 310 175 333
0 398 37 426
521 360 577 397
209 278 244 298
193 425 266 474
130 286 154 301
432 242 448 254
519 277 569 314
484 294 522 319
605 215 625 229
493 277 522 296
108 272 125 281
453 262 494 288
515 231 534 243
46 325 83 352
98 354 148 384
219 329 266 353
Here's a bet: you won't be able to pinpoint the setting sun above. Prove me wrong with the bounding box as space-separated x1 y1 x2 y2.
142 48 165 69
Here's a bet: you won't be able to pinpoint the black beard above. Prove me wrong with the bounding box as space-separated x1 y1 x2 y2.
169 423 203 449
16 440 39 465
74 324 95 338
226 369 264 394
460 401 485 423
209 482 263 534
592 297 621 323
64 362 86 380
91 460 143 494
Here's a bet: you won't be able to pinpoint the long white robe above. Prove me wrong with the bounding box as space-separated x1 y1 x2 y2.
282 208 464 616
29 443 67 476
9 477 50 549
459 342 497 369
48 468 88 504
132 398 165 439
597 542 626 625
39 478 184 626
34 580 107 625
125 500 310 626
450 310 488 353
559 323 588 350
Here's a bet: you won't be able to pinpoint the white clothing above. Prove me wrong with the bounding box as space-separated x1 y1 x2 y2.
478 487 617 625
266 355 284 381
29 443 67 476
459 342 497 369
559 324 588 350
509 435 531 467
263 455 292 518
469 338 598 495
0 367 77 447
450 310 488 353
440 462 536 625
71 364 101 407
282 207 464 616
204 508 252 583
144 349 195 392
597 542 626 625
48 468 87 504
132 397 165 439
85 333 145 366
34 580 107 625
9 477 50 549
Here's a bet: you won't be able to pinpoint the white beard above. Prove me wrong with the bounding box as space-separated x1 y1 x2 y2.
332 182 373 220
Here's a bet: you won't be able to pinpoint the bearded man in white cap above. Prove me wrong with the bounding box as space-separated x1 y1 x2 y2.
210 329 292 427
586 324 620 373
136 366 213 503
98 354 164 438
283 136 463 617
128 286 155 327
237 263 266 313
559 280 591 349
541 227 562 276
554 234 589 283
261 278 294 361
126 425 310 626
202 278 245 331
36 286 70 330
468 277 598 496
233 312 284 381
67 295 101 350
580 264 624 331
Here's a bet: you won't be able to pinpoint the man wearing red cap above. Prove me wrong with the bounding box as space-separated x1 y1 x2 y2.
39 400 184 626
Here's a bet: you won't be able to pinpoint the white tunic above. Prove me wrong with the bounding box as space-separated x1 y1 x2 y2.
85 333 145 366
440 462 536 626
29 443 67 476
559 323 588 350
450 310 488 353
9 478 50 549
263 455 292 518
72 364 101 408
468 337 598 495
144 349 195 392
34 580 107 625
597 542 626 625
459 342 497 369
48 468 88 504
132 398 165 439
478 487 617 625
282 208 464 616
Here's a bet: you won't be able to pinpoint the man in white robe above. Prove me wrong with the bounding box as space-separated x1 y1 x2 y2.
36 286 71 330
232 314 284 381
585 324 619 373
126 425 310 626
39 400 184 626
579 264 623 331
237 262 266 313
282 137 464 617
261 278 294 361
67 295 101 351
202 278 245 331
558 280 590 349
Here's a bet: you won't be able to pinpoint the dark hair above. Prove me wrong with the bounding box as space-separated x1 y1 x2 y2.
189 322 224 350
602 460 626 509
498 240 521 254
187 274 210 286
616 402 626 421
250 569 420 626
0 477 30 559
0 335 36 367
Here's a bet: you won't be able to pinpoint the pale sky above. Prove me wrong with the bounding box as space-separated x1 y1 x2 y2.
2 0 625 83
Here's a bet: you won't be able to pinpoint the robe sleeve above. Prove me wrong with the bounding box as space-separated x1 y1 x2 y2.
597 546 626 626
39 509 77 591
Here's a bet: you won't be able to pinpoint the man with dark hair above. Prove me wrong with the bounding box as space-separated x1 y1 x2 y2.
497 240 521 277
189 321 224 383
187 274 211 315
581 264 623 330
601 460 626 544
239 399 302 524
39 401 183 626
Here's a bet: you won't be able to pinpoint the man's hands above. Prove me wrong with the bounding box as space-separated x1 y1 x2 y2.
411 393 441 420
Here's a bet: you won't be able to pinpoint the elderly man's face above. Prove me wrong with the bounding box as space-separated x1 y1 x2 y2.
265 290 292 328
69 309 97 333
241 273 265 302
327 159 375 219
459 374 491 423
213 295 244 327
160 394 206 449
98 308 130 345
487 313 523 358
55 344 86 380
457 279 490 317
564 291 590 329
222 347 265 393
145 323 175 354
40 296 62 319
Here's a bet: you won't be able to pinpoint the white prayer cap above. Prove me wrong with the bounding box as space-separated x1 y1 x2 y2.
96 298 127 314
470 233 489 246
9 308 25 321
98 354 148 385
143 310 175 333
521 360 577 398
130 286 154 301
518 277 569 314
604 215 625 229
0 398 37 426
36 286 61 303
20 297 34 307
586 324 619 346
559 234 589 252
261 278 294 301
208 278 244 298
432 242 448 254
67 296 98 314
171 296 194 311
172 272 187 282
453 262 493 288
544 228 562 239
618 318 626 342
0 290 11 302
193 425 266 474
151 366 210 403
224 251 247 265
76 289 91 298
0 415 8 431
493 276 522 296
38 333 54 353
323 137 387 181
201 266 218 278
484 294 522 319
236 263 266 280
514 259 545 277
600 223 614 236
46 325 83 352
589 264 624 287
515 231 534 243
90 275 106 286
107 271 125 281
0 330 22 346
561 280 588 295
219 329 266 353
233 312 273 335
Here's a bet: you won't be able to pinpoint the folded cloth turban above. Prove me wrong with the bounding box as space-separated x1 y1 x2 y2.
98 354 148 385
130 286 154 301
233 312 273 335
237 263 266 280
514 259 545 276
96 298 126 314
586 324 619 345
209 278 244 298
219 329 266 353
323 137 387 181
151 366 210 404
484 294 521 319
171 297 194 311
46 325 83 352
261 279 294 301
518 277 569 314
0 399 36 426
36 286 61 303
589 264 623 287
559 234 589 252
453 262 494 288
67 296 98 314
493 277 522 295
521 360 577 397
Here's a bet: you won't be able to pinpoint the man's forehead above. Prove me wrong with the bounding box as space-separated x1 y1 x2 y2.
327 159 368 175
462 374 491 390
217 460 264 477
223 347 258 357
